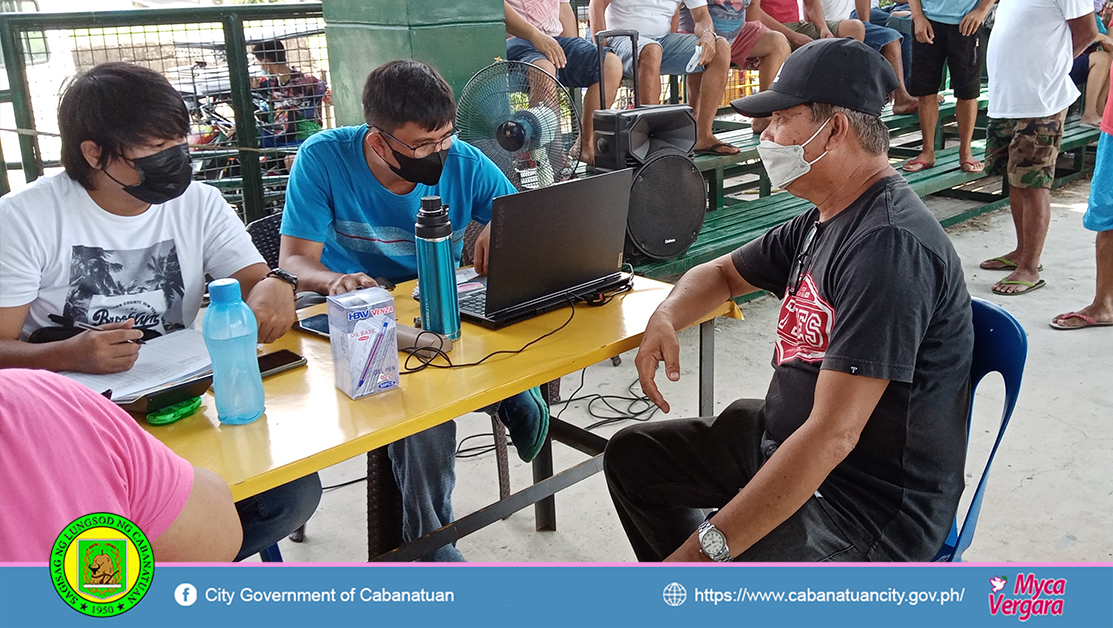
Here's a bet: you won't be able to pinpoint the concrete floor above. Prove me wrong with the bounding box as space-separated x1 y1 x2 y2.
272 178 1112 564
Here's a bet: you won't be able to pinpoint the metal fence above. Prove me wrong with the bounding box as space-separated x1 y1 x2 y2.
0 2 329 223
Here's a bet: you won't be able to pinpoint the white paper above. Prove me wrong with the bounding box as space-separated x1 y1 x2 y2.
686 46 703 73
58 328 213 403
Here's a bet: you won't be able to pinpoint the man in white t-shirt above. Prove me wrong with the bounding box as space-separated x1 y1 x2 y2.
590 0 742 156
981 0 1097 295
0 63 320 560
0 63 298 373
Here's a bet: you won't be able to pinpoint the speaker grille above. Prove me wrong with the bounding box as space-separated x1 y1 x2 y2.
627 151 706 260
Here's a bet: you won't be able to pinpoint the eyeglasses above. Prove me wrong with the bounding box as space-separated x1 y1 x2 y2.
788 222 820 297
375 126 454 159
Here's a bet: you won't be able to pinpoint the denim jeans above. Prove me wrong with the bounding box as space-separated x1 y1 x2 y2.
234 472 322 561
855 6 912 85
388 420 465 562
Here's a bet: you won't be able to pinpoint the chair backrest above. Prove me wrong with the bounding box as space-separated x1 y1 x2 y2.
245 211 283 269
934 297 1027 561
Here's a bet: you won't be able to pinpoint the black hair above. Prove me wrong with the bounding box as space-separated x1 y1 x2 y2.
361 60 455 134
252 40 287 64
58 62 190 190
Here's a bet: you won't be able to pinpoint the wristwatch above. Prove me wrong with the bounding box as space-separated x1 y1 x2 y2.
265 268 298 293
697 520 732 562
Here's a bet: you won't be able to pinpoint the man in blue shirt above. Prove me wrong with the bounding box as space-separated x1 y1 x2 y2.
280 60 549 561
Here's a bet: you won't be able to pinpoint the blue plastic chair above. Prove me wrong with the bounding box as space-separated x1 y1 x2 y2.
934 297 1027 562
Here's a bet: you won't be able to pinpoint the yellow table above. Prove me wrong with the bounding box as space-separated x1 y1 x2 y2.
141 275 740 558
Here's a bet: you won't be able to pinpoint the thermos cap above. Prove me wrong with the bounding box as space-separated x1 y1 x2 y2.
416 196 452 239
208 278 242 303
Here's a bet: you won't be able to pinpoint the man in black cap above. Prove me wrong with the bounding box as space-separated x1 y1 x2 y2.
604 38 974 562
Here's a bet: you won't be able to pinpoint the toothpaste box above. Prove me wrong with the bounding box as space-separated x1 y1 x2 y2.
326 287 400 399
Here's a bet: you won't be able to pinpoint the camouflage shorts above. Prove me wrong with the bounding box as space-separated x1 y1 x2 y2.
985 111 1067 189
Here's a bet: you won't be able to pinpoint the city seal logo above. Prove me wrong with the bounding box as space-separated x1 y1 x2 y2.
49 513 154 617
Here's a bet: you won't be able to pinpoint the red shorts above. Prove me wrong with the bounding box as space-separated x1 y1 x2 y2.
730 21 771 70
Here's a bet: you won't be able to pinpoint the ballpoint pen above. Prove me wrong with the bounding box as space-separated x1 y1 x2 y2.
357 318 392 392
50 316 146 345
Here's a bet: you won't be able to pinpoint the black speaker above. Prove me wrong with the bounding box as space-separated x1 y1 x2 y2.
592 104 697 170
590 30 708 262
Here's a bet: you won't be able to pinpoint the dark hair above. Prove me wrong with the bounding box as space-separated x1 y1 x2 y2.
361 60 455 133
808 102 889 155
252 40 286 64
58 62 190 190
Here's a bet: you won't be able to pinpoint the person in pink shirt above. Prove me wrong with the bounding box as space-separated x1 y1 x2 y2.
0 369 242 562
755 0 865 50
1050 59 1113 329
504 0 623 165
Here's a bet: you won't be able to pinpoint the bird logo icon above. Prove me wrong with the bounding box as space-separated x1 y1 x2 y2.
990 576 1008 593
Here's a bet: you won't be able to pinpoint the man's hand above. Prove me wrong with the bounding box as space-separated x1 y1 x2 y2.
326 273 378 296
65 319 143 374
634 311 682 413
533 33 567 68
664 536 711 562
246 277 297 344
913 15 934 43
958 5 988 36
788 30 814 48
474 223 493 275
696 32 718 66
818 25 835 38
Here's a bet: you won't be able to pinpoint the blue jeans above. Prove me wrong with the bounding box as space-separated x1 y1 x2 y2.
234 473 322 561
506 36 612 88
855 6 912 85
388 421 465 562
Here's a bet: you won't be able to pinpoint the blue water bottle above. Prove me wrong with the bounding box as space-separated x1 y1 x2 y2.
202 278 265 424
415 196 461 340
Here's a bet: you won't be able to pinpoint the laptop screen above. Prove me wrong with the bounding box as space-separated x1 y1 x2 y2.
484 169 633 315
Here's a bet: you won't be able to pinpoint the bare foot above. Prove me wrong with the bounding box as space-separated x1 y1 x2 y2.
892 93 918 115
902 150 935 172
1081 115 1103 128
694 139 740 155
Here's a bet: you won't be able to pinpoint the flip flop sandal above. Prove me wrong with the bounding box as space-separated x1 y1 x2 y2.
991 278 1046 295
1049 312 1113 330
694 141 740 156
902 159 934 173
979 256 1042 272
961 160 984 173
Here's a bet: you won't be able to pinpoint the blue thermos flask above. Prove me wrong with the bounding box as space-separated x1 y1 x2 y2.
415 196 461 341
202 278 265 424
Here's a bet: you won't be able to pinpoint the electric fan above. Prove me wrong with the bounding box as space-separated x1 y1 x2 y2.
457 61 580 191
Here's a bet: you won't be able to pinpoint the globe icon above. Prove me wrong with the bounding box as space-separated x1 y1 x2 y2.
662 582 687 606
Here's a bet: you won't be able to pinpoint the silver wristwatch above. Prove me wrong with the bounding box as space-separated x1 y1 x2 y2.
697 520 732 562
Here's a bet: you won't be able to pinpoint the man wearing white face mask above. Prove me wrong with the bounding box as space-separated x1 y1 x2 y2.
605 39 974 562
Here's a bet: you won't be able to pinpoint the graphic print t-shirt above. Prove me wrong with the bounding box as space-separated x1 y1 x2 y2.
0 173 264 339
731 174 973 561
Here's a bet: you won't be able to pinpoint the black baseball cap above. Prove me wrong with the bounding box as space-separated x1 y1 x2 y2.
730 38 898 118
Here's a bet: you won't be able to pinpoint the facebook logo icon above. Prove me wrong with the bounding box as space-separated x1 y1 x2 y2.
174 583 198 607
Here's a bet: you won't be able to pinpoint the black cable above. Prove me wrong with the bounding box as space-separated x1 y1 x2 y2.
400 297 578 375
322 476 367 491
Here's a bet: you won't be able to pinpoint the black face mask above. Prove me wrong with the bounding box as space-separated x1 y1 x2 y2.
386 146 449 186
105 144 192 204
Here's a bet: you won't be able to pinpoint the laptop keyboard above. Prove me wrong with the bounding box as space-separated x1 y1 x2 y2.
458 290 488 317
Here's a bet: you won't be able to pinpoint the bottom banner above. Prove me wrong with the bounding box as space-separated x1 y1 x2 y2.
1 563 1111 628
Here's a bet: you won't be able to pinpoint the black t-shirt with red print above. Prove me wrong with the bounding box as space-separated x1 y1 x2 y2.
732 174 973 561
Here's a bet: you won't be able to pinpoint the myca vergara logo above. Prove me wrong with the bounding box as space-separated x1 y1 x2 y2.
988 573 1066 621
49 513 154 617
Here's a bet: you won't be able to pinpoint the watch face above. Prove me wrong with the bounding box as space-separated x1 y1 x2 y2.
701 528 727 556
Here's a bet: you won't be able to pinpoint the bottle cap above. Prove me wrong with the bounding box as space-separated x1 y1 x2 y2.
208 278 243 303
415 196 452 239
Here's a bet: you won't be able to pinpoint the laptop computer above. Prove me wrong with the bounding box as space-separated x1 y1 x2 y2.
459 168 633 329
